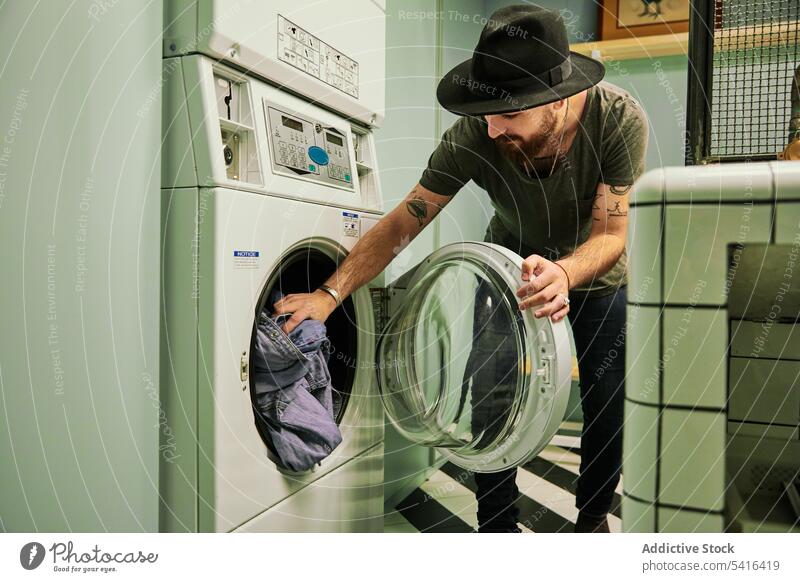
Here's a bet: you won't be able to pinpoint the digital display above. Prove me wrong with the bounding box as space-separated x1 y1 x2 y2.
326 133 343 147
281 115 303 132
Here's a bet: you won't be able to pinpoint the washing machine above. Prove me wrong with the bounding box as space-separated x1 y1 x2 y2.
159 0 577 532
160 0 388 532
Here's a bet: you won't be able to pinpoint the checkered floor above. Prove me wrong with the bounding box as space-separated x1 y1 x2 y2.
384 433 623 533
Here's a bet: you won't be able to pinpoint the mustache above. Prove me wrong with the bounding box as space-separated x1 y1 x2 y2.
494 133 523 144
493 133 526 152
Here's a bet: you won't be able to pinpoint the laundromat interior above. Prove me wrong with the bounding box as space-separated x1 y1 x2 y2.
1 0 799 535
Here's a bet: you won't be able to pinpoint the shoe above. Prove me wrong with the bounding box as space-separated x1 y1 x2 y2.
574 511 610 533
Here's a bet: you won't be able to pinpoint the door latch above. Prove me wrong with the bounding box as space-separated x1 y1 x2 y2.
240 352 249 382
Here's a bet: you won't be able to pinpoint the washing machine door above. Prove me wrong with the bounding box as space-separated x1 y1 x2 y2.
376 242 575 473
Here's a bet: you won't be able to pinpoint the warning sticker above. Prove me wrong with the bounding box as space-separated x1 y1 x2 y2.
233 250 260 269
342 211 360 237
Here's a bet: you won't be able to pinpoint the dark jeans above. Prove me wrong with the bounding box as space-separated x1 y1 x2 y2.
475 285 627 531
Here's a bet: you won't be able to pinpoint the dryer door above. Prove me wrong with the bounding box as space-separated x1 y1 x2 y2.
376 242 575 473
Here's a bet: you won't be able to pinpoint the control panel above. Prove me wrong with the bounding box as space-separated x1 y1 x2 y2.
265 102 354 191
323 132 350 183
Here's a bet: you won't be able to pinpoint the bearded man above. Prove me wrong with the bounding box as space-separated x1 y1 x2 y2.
274 4 649 533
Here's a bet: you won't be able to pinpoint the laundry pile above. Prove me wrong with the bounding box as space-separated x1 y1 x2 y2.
251 289 342 472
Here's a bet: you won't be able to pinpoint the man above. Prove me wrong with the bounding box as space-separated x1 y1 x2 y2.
274 4 648 533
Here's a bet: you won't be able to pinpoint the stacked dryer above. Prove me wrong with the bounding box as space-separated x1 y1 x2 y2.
160 0 388 532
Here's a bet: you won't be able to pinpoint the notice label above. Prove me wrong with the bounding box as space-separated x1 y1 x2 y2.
233 250 260 269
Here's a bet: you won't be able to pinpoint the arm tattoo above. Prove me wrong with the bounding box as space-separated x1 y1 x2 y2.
608 200 627 218
406 195 427 227
609 184 632 196
592 199 601 221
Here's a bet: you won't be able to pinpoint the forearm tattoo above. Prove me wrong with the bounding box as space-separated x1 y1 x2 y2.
592 186 630 221
609 184 632 196
608 200 627 218
406 195 427 227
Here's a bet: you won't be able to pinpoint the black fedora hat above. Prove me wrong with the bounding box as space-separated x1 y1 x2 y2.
437 4 605 116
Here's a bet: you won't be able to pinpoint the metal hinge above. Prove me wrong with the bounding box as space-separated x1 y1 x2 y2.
370 285 409 331
370 287 390 331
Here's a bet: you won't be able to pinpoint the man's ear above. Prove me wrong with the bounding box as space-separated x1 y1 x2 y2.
550 99 566 112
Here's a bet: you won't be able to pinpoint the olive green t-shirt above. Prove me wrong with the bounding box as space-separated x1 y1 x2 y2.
419 81 649 299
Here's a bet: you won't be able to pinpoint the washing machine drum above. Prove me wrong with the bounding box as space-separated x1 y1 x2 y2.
376 242 575 473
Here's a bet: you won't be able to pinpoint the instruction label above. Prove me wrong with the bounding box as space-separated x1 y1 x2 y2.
277 15 359 99
342 212 360 237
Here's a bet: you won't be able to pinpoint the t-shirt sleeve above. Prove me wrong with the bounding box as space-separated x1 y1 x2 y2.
599 97 649 186
418 120 475 197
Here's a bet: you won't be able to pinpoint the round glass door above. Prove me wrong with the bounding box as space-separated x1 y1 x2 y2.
376 242 574 472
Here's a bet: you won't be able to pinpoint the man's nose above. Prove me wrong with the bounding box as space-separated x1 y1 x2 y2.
484 115 505 139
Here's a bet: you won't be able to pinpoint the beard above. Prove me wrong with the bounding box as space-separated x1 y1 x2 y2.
492 109 561 174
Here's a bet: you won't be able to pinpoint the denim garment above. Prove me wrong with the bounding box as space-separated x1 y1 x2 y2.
251 290 341 472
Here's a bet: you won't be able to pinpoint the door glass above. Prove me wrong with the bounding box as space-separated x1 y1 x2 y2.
377 258 529 459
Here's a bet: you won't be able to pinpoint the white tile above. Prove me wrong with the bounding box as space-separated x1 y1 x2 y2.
662 307 727 408
775 202 800 244
515 466 577 523
626 305 661 405
659 409 726 511
663 204 772 305
540 445 623 495
729 358 800 425
771 160 800 201
539 445 581 473
628 206 663 304
658 507 724 532
663 163 773 203
549 434 581 449
622 401 659 502
418 474 478 529
630 167 664 205
730 321 800 360
622 495 655 532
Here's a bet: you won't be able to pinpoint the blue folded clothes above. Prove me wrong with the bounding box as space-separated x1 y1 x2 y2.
251 289 342 472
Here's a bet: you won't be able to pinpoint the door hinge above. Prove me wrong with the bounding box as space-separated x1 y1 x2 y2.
370 285 409 331
370 287 390 331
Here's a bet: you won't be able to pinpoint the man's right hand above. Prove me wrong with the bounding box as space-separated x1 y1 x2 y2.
272 289 338 334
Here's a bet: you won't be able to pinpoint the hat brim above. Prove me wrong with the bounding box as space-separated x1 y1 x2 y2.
436 51 605 116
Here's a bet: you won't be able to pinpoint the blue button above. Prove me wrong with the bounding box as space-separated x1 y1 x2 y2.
307 146 329 166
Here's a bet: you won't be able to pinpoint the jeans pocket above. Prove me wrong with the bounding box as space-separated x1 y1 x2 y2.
305 351 332 390
257 391 288 422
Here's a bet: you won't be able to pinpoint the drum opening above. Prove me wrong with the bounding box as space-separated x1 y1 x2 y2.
249 244 358 463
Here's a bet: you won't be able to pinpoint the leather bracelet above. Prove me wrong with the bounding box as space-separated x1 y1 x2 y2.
318 284 342 307
554 261 571 291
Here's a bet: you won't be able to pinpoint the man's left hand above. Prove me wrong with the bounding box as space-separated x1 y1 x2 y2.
515 254 570 322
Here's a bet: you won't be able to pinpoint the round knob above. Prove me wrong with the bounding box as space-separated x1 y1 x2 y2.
307 145 329 166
